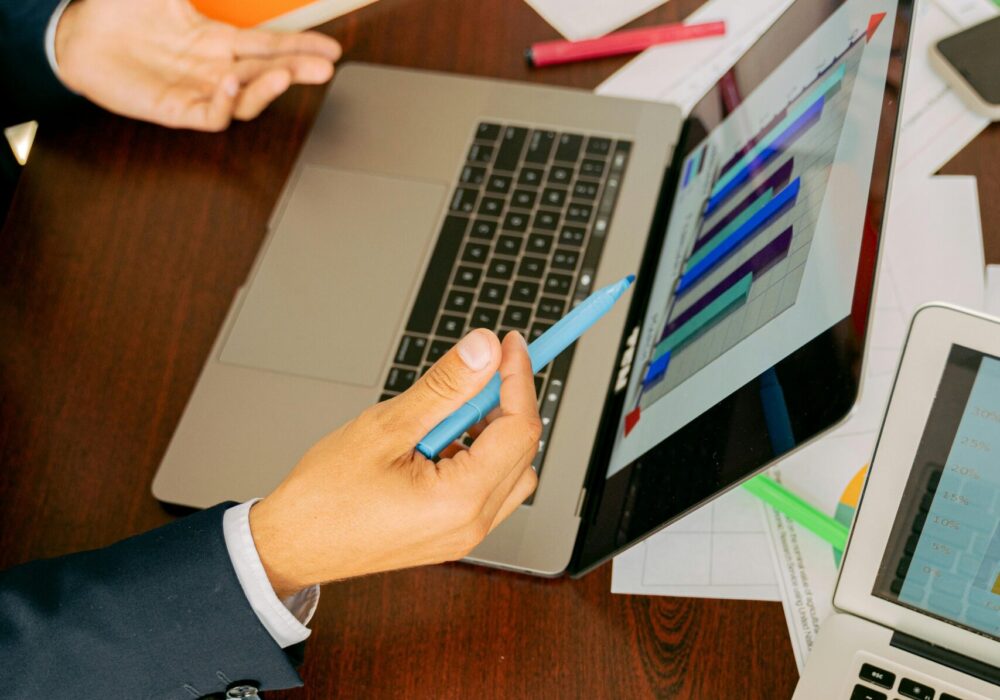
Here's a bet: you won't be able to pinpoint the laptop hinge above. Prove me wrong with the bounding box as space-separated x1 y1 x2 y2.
889 632 1000 687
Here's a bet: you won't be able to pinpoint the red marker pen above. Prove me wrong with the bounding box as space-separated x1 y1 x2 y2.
526 20 726 68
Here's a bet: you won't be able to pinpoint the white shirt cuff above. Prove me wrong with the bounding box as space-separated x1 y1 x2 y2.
222 499 320 648
44 0 74 84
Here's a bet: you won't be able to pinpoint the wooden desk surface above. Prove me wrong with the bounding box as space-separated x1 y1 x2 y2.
2 1 997 697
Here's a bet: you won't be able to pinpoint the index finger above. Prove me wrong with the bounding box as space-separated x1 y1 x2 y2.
233 29 343 61
466 333 541 477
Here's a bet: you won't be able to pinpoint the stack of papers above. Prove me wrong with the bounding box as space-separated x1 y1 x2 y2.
522 0 671 41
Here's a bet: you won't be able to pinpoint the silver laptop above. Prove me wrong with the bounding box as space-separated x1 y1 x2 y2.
794 305 1000 700
153 0 915 577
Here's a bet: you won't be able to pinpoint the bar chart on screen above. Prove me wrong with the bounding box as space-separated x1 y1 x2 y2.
623 14 886 437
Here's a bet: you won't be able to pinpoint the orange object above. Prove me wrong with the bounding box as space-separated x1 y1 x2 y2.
191 0 317 27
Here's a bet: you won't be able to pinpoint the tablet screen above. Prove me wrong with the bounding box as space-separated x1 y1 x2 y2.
572 0 913 573
874 345 1000 640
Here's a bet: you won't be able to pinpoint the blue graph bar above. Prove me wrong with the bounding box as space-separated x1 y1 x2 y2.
682 157 694 189
677 178 800 295
643 351 671 387
704 99 821 217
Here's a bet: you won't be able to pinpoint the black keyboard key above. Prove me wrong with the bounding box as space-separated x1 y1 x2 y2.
527 233 554 255
859 664 896 690
394 335 427 367
460 165 486 186
502 305 532 330
453 266 481 288
899 679 935 700
559 226 586 247
421 365 432 376
519 257 546 278
537 297 566 320
471 306 500 329
503 211 529 232
941 694 965 700
406 215 466 333
572 181 599 200
450 187 478 213
478 196 504 217
552 248 579 271
529 322 551 341
379 393 396 402
586 136 612 156
566 203 593 224
479 282 508 305
495 126 528 171
511 189 538 210
476 122 501 142
486 174 512 194
496 234 523 257
554 133 583 163
525 130 556 164
427 340 451 363
445 289 474 313
533 211 558 230
468 143 494 164
580 158 605 178
534 376 545 395
487 258 515 280
545 273 573 295
548 165 573 185
511 280 539 304
849 686 886 700
471 219 497 240
518 167 544 187
462 241 490 263
436 315 465 339
385 366 417 392
541 187 567 208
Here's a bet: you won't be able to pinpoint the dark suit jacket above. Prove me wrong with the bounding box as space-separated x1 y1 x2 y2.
1 9 305 694
0 504 305 698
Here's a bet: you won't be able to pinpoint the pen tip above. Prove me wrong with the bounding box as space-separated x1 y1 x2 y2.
625 274 636 285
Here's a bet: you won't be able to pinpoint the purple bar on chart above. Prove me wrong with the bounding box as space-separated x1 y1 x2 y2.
716 108 788 176
694 159 794 253
642 351 672 387
704 97 822 217
682 157 695 188
663 227 792 339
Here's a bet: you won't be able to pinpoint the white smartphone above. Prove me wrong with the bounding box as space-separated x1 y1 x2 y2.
929 15 1000 119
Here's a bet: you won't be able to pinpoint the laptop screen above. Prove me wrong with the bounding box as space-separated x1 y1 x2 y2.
873 345 1000 641
572 0 914 573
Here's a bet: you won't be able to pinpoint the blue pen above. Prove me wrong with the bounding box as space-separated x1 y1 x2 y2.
416 274 636 459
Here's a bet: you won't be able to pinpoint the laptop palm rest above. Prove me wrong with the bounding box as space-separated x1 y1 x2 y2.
221 165 446 385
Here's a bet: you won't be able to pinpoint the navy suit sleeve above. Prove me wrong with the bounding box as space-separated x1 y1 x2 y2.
0 0 80 126
0 503 305 699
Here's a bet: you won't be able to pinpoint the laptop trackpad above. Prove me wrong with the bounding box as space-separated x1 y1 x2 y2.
220 166 446 386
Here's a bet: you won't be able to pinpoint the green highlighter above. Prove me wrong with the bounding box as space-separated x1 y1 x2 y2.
743 474 850 551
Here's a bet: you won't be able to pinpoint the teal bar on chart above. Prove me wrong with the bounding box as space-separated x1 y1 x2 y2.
710 62 845 199
652 273 753 361
686 188 774 272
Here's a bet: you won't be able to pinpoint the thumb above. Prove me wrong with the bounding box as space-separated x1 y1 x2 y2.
377 329 501 451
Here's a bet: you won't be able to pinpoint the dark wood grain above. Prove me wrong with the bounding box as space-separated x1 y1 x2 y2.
5 0 997 697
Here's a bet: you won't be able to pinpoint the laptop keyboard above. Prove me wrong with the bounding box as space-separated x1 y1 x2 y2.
849 656 976 700
381 122 632 479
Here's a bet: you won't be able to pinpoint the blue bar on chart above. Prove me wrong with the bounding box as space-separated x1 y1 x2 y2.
642 351 672 387
677 178 800 295
716 108 788 176
704 62 845 217
652 273 753 362
665 227 792 339
682 148 704 189
694 158 794 253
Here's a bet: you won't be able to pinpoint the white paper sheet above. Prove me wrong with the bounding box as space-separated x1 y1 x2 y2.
764 175 986 671
612 487 781 599
522 0 669 41
596 0 796 113
985 265 1000 317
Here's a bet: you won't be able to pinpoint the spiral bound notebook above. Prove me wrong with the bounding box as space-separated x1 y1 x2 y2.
191 0 377 30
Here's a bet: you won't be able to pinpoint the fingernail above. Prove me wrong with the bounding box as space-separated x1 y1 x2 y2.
223 76 239 97
518 332 528 350
457 330 491 371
